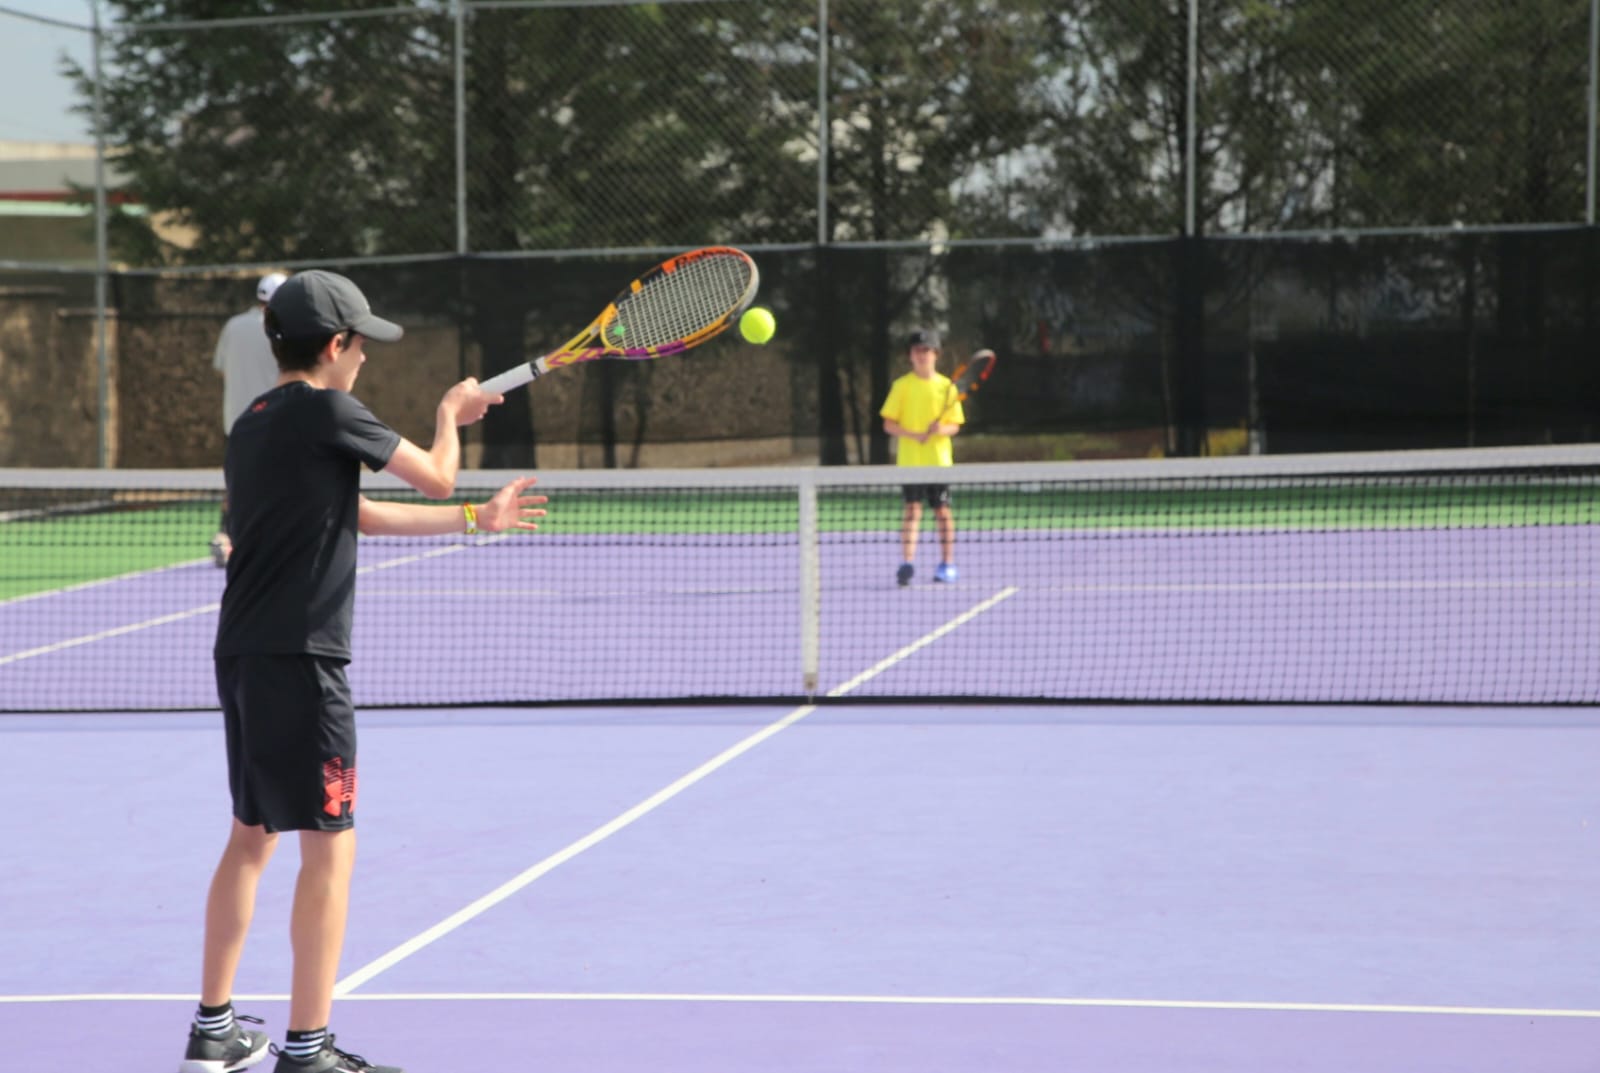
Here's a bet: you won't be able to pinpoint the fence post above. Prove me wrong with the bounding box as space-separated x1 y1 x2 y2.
454 0 468 255
1174 0 1207 456
1174 236 1208 456
1184 0 1199 237
1588 0 1597 224
91 0 112 467
816 0 829 247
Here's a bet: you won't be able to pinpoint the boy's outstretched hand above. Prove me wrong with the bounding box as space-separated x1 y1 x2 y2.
479 475 546 533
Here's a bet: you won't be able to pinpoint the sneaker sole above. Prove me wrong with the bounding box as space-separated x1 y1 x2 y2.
178 1043 271 1073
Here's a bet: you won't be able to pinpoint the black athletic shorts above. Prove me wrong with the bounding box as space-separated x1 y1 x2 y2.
900 484 952 508
215 654 358 833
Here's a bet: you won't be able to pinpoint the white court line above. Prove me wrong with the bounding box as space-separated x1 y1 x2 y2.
828 587 1017 696
362 578 1597 599
361 586 789 598
0 604 220 666
0 557 210 608
1025 579 1597 594
0 544 483 665
331 587 1020 995
1 991 1595 1019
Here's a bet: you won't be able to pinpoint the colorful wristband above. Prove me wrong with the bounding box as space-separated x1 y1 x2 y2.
462 502 478 535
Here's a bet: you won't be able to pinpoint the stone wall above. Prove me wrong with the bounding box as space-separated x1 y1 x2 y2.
0 288 108 467
0 284 808 469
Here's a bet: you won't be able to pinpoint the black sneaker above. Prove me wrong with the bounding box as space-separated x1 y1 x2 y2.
178 1014 270 1073
271 1035 404 1073
896 562 914 586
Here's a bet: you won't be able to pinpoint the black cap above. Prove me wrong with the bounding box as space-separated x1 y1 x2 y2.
907 328 941 349
266 270 404 343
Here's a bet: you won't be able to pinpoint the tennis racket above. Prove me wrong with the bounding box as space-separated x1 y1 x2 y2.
479 246 760 395
931 348 997 428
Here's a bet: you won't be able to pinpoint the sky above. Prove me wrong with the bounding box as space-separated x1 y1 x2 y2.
0 3 97 144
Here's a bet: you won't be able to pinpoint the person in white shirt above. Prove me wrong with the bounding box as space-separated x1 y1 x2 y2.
210 272 287 565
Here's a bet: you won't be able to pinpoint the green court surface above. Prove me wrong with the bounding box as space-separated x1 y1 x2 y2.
3 480 1592 602
452 481 1599 536
1 501 217 601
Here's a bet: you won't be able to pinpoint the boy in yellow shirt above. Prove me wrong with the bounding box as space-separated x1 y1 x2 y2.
880 328 964 585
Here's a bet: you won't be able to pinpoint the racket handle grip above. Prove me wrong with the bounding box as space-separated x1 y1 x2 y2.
480 361 543 395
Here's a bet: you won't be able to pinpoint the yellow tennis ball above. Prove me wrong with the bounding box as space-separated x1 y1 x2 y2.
740 307 776 345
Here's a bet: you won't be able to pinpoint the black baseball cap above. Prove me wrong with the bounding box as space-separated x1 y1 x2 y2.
266 270 404 343
907 328 941 349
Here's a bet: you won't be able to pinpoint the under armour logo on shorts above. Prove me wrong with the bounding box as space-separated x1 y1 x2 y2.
322 757 357 818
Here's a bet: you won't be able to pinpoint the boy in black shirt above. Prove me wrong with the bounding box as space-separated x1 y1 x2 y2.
181 271 544 1073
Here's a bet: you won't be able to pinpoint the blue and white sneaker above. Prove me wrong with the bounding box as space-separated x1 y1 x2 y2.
179 1014 270 1072
896 563 914 586
934 562 958 583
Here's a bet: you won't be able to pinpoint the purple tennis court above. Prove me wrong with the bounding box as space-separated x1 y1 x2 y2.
2 702 1597 1072
3 453 1599 1070
13 520 1600 704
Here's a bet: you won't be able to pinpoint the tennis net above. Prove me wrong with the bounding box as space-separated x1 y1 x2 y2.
3 445 1598 712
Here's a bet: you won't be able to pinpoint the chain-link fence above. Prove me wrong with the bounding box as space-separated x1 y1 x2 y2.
13 0 1599 262
0 0 1596 467
4 232 1594 469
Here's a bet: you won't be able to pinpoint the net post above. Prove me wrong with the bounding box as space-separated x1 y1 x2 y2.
798 471 820 699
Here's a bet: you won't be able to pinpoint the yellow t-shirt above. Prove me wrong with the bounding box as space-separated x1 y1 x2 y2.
880 370 965 467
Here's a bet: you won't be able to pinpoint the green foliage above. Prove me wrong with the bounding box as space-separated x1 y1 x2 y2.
64 0 1595 268
68 1 454 265
824 0 1060 243
1031 0 1590 237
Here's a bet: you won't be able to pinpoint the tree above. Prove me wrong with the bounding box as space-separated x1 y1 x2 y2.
72 2 457 265
72 1 1589 464
455 1 819 464
820 0 1061 462
69 0 823 466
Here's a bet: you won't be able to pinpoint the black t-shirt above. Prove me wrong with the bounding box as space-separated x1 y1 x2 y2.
215 381 402 660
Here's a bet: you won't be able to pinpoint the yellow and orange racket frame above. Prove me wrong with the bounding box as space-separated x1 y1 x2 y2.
480 246 760 394
931 347 997 428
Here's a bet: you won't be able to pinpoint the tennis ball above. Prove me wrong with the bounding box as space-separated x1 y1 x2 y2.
740 307 776 345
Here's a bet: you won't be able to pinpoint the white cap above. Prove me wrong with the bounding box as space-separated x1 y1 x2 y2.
256 272 288 302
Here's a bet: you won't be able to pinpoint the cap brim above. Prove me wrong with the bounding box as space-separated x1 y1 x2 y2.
351 313 404 342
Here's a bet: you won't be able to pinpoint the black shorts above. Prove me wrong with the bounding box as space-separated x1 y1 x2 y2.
215 654 358 833
901 484 952 508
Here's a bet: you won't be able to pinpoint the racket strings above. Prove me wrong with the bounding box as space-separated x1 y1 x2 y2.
612 252 754 348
